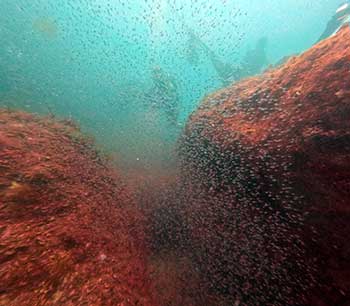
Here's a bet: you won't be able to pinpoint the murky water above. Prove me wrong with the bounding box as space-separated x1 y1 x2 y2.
1 1 349 305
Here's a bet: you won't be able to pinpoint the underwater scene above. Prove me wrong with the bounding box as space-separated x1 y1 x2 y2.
0 0 350 305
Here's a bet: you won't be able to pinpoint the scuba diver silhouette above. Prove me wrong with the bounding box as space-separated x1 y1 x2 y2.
187 30 269 86
186 30 238 85
317 2 350 42
240 37 268 78
148 66 180 126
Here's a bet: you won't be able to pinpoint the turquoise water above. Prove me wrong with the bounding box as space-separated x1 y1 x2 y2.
0 0 344 166
1 2 350 305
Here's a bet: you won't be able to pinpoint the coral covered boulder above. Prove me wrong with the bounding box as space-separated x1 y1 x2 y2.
179 26 350 305
0 110 155 305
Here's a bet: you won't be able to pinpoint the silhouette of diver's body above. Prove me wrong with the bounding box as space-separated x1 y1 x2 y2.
149 66 179 126
241 37 268 77
187 30 269 86
271 3 350 69
209 37 268 86
317 2 350 42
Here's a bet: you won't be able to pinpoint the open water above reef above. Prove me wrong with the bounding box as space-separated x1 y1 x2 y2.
1 1 350 306
0 0 345 168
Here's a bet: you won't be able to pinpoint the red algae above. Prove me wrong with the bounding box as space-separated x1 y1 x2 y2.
0 109 156 305
1 25 350 306
179 26 350 305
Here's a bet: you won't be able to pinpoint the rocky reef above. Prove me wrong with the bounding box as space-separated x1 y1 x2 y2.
1 25 350 306
0 110 156 305
178 26 350 305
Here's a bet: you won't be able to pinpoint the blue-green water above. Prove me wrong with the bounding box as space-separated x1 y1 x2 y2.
0 0 344 167
1 2 350 305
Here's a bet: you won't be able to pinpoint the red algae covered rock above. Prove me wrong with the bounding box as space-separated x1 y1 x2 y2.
178 26 350 305
0 109 155 305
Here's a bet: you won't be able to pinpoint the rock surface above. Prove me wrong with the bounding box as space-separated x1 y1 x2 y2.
179 26 350 305
0 110 155 305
